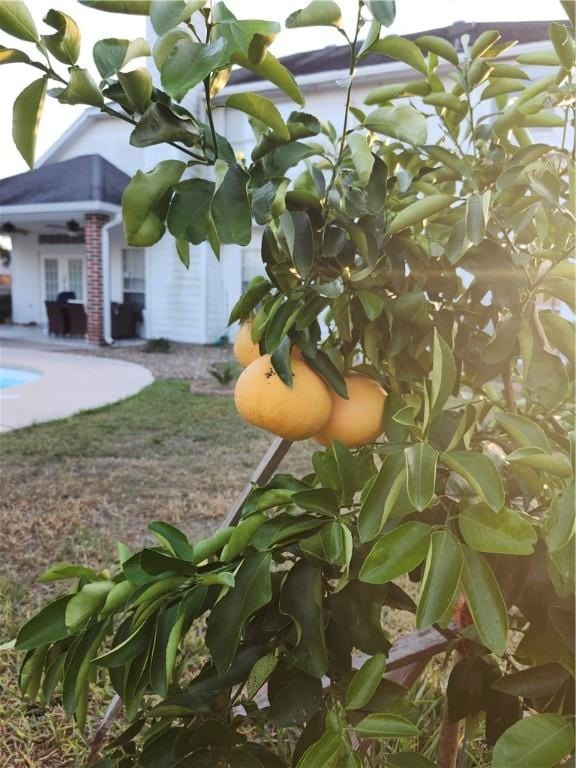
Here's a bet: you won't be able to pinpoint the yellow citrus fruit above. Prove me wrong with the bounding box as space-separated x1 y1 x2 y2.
234 354 332 441
233 321 261 367
315 374 387 447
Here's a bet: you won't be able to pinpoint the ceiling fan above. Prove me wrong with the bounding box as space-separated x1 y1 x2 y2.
46 219 85 236
0 221 29 236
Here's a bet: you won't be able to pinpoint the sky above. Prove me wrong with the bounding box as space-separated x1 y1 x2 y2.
0 0 561 178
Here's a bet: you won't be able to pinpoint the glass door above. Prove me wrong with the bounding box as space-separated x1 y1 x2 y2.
43 256 85 302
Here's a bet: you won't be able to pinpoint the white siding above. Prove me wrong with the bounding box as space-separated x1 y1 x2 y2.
44 116 146 177
144 235 205 343
11 234 41 324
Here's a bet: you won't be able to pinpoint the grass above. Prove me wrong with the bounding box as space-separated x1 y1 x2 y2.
0 381 313 767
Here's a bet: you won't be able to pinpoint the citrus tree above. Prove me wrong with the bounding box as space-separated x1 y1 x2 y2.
1 1 575 766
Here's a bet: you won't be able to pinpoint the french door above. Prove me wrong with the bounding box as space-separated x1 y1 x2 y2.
42 256 85 303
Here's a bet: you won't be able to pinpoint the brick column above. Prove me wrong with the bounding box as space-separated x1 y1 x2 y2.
84 213 109 344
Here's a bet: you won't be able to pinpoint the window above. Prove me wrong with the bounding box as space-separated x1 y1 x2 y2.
122 249 145 293
68 258 84 301
44 259 59 301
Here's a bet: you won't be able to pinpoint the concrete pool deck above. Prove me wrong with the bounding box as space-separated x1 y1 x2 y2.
0 346 154 432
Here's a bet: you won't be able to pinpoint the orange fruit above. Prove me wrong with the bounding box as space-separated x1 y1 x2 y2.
234 354 332 441
233 321 261 367
315 374 387 447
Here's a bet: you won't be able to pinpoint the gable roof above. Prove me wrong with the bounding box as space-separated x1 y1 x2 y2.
0 154 129 207
229 20 556 86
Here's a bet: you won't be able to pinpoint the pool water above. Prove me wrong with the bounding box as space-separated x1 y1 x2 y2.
0 367 43 389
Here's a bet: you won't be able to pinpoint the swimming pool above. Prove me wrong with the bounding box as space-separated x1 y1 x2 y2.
0 366 43 389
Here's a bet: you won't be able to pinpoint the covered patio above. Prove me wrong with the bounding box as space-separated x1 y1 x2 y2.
0 154 142 344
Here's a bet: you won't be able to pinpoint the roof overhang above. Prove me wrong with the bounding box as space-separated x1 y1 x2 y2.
0 201 121 223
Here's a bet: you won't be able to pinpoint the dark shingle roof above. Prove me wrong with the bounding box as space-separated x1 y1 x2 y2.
0 154 129 206
229 20 557 86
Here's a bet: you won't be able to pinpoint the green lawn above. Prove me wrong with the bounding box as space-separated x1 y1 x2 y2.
0 382 313 767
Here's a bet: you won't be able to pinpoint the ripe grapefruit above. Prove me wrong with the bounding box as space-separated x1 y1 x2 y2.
233 321 261 367
314 374 387 447
234 354 332 441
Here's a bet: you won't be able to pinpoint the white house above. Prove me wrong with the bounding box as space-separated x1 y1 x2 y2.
0 20 558 345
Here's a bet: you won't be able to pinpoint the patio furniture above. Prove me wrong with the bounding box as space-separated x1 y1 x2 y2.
111 302 137 339
67 303 87 337
45 301 66 336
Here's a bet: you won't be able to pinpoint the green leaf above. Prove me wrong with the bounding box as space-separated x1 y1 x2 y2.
244 653 278 701
79 0 151 12
550 21 575 70
415 34 458 65
57 67 104 107
545 484 575 554
364 0 396 26
118 68 153 114
430 329 457 418
465 191 491 246
492 664 570 698
372 35 427 74
161 36 228 101
226 92 290 140
470 30 500 58
148 521 195 560
423 93 467 113
351 713 419 738
122 160 185 247
348 134 374 187
296 727 355 768
416 530 463 629
41 9 80 65
387 194 455 235
212 162 252 246
150 0 206 35
358 19 381 58
268 667 323 727
364 105 428 146
345 653 386 710
405 443 437 512
289 211 314 278
166 178 215 246
12 76 47 169
65 581 114 631
481 312 521 364
492 714 574 768
441 450 505 512
231 49 304 107
506 447 572 479
0 0 38 42
459 503 536 555
16 595 72 650
357 291 385 321
495 412 551 451
280 561 328 678
206 552 272 675
228 275 272 324
39 562 100 583
300 522 352 567
461 546 508 654
0 44 30 64
358 452 413 542
286 0 342 28
93 37 150 79
130 103 199 147
94 618 152 668
360 521 432 584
